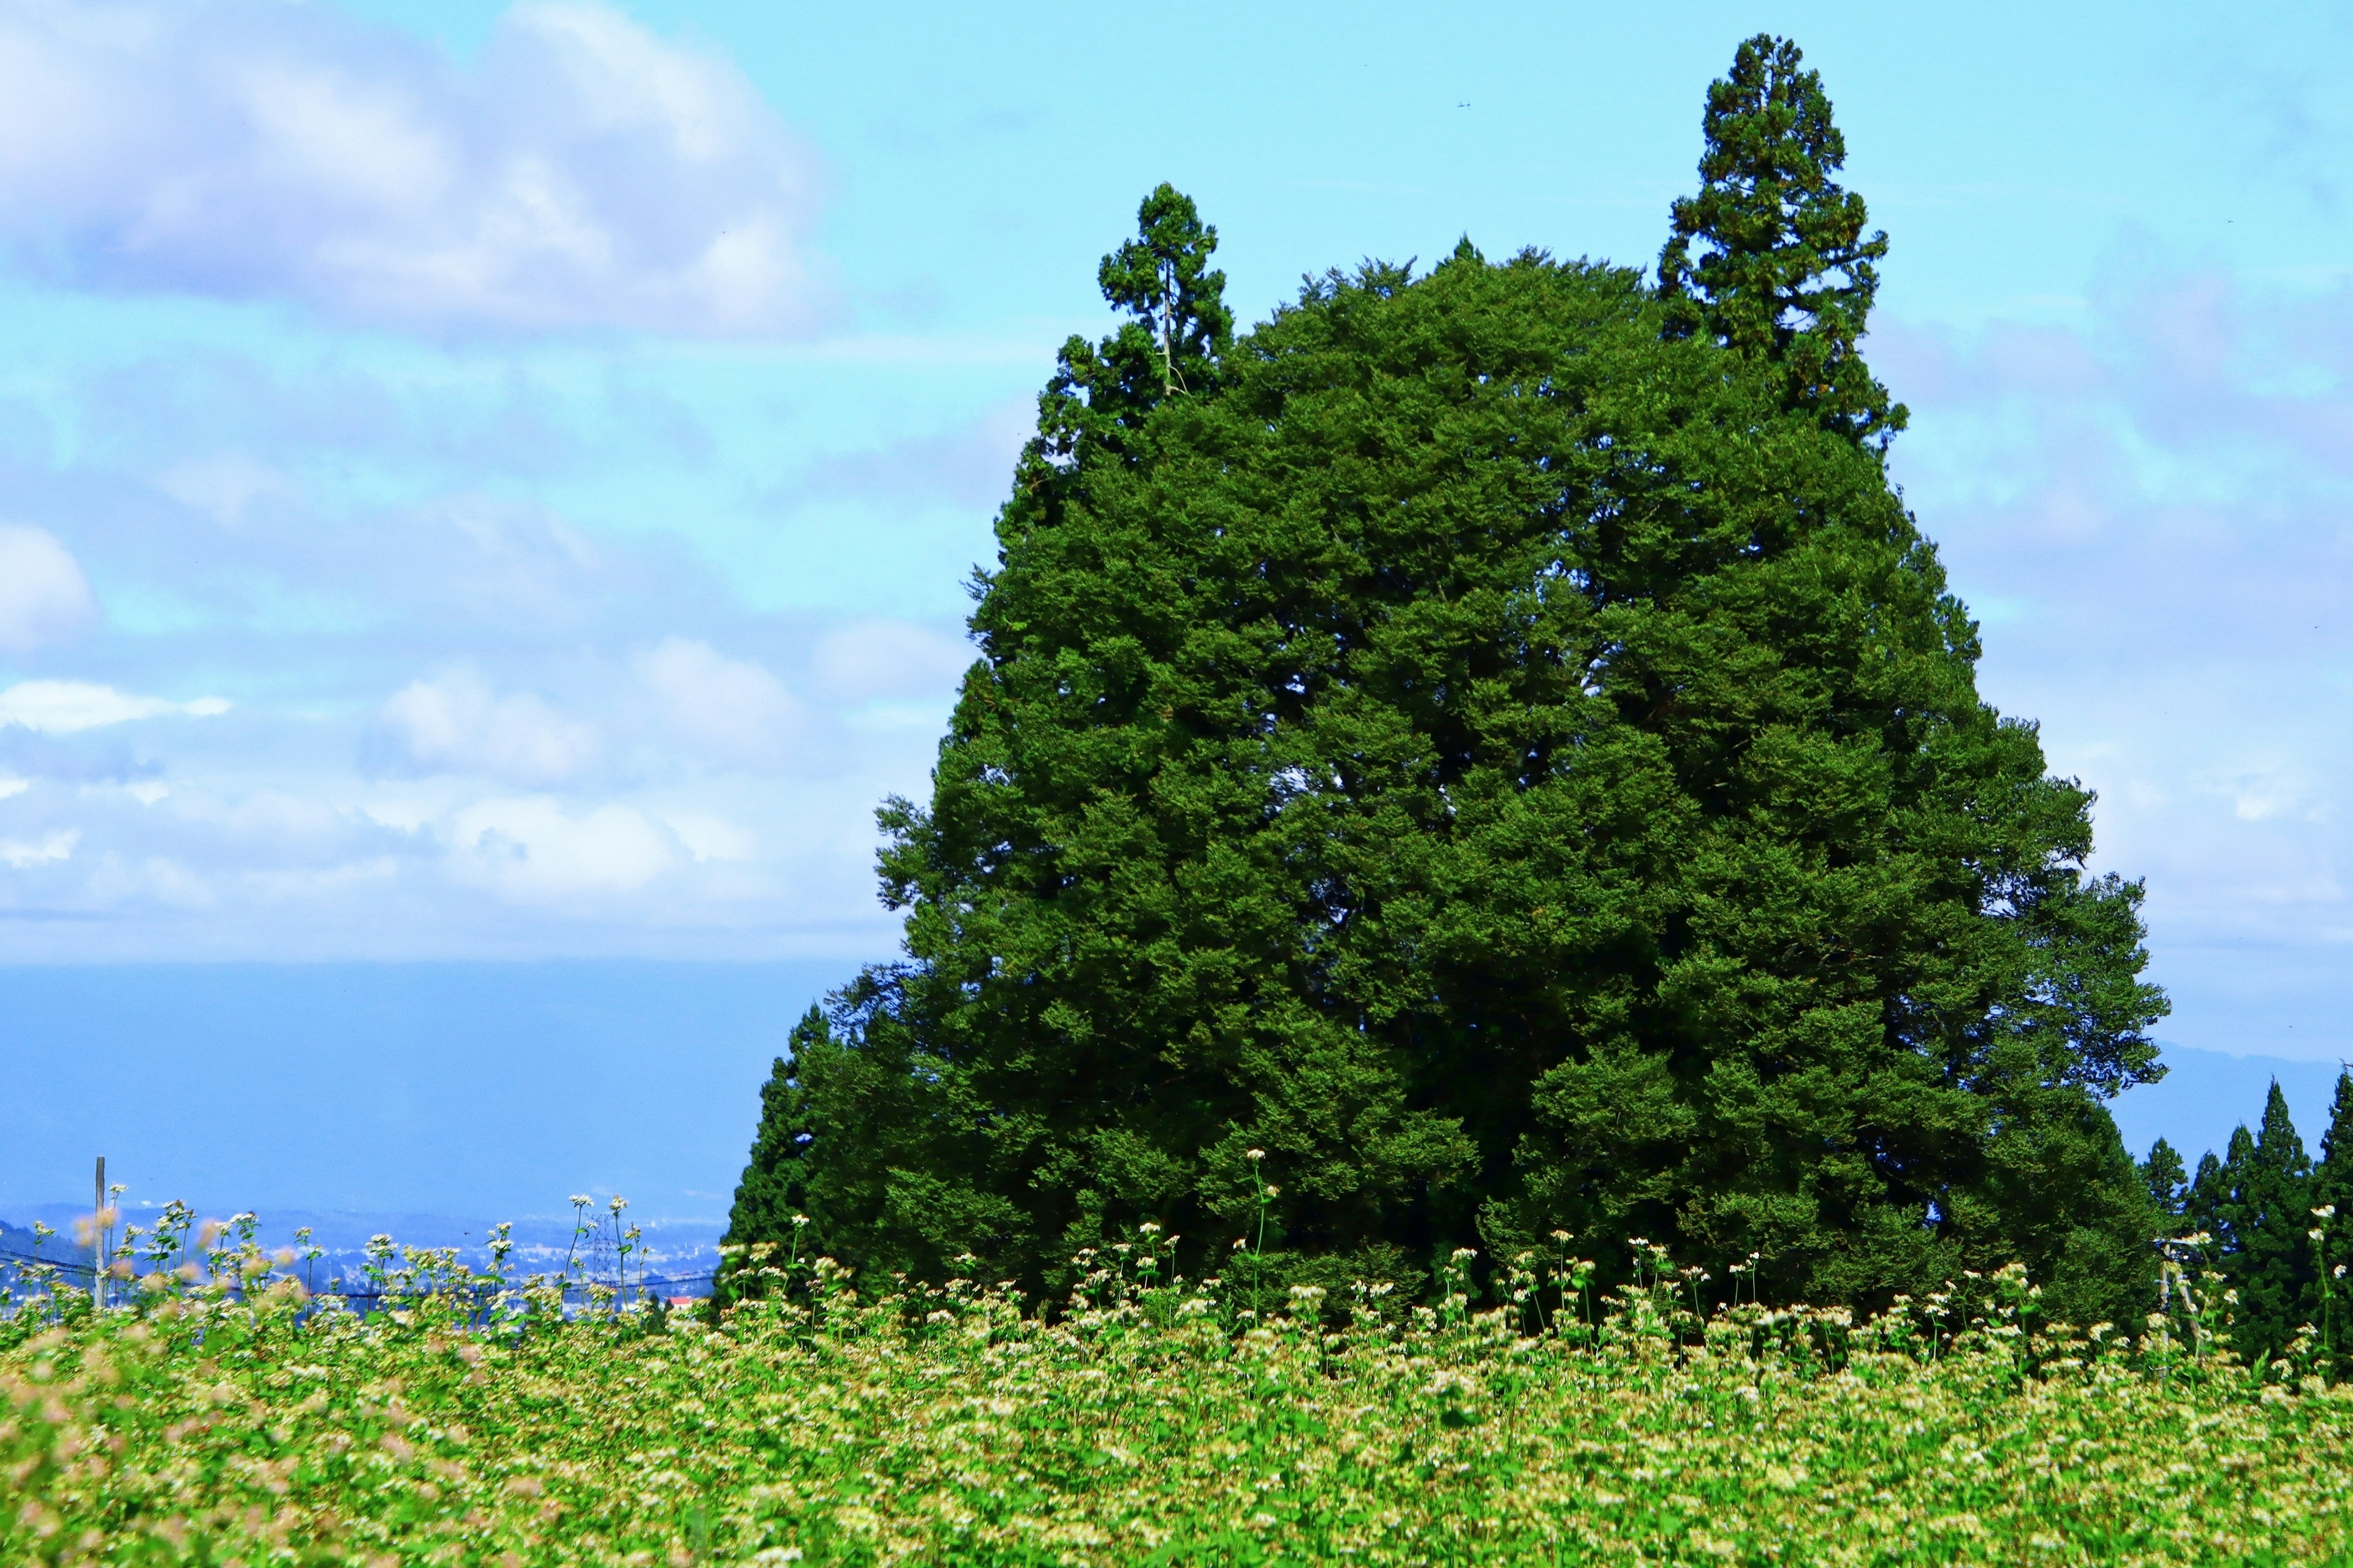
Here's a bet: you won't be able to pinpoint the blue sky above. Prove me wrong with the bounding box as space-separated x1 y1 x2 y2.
2 0 2352 1213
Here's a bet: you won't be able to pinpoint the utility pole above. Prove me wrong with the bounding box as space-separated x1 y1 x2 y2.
93 1156 105 1312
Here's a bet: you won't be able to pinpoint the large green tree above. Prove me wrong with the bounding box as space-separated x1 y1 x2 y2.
725 39 2166 1322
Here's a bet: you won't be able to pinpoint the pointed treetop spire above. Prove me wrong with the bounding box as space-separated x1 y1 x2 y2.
2257 1078 2312 1172
2321 1069 2353 1168
1097 184 1232 398
1659 34 1905 447
1022 185 1230 487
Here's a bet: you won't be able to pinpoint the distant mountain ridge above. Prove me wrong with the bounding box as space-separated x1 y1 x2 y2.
2111 1042 2347 1164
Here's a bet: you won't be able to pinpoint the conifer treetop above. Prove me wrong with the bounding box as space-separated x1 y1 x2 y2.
1098 184 1233 397
1659 34 1906 447
1027 184 1232 481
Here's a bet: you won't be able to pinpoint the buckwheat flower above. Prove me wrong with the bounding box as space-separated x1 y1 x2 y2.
792 1214 811 1229
1549 1230 1571 1243
569 1195 591 1208
609 1195 629 1216
2314 1229 2328 1243
1246 1148 1265 1162
1139 1222 1162 1237
2317 1205 2338 1220
1450 1248 1478 1263
1264 1184 1281 1198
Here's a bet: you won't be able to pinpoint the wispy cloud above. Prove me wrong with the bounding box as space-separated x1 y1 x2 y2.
0 827 75 867
0 680 229 733
1880 249 2353 1055
381 671 601 786
0 526 96 649
634 637 806 771
0 1 835 335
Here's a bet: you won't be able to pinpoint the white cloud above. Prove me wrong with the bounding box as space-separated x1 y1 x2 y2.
0 1 833 335
811 618 972 705
0 828 77 868
0 680 228 733
382 671 597 785
635 637 803 767
0 525 97 650
662 809 754 863
449 795 681 899
156 453 297 527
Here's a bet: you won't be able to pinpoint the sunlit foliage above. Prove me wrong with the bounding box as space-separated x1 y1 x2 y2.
4 1227 2351 1564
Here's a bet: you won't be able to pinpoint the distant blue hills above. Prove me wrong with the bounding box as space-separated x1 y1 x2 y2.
2112 1042 2346 1165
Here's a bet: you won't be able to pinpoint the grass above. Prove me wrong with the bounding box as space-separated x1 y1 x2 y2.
4 1229 2353 1565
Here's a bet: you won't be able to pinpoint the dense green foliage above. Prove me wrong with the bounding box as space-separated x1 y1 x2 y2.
10 1246 2353 1564
726 36 2167 1324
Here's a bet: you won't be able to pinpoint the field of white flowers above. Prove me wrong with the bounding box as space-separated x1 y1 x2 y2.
4 1215 2352 1566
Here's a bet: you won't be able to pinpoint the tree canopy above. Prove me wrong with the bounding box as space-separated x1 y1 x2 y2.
724 36 2167 1325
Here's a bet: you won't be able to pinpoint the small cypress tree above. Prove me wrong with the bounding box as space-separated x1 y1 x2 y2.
2187 1085 2317 1368
714 1006 830 1303
2188 1146 2229 1238
2142 1138 2188 1226
2308 1070 2353 1365
2248 1085 2319 1364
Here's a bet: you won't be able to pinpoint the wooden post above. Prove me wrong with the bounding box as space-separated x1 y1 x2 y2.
93 1156 105 1312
